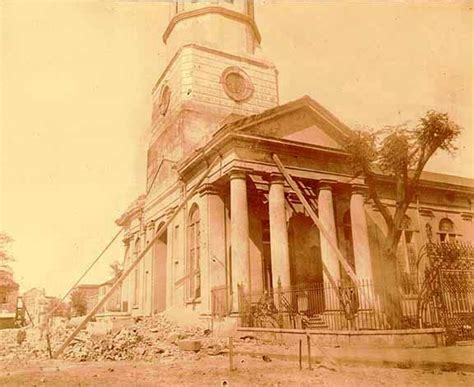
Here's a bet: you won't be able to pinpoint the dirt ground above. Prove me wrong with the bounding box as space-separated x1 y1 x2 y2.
1 354 473 387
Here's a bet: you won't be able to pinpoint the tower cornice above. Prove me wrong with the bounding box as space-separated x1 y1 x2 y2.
151 43 275 95
162 6 261 45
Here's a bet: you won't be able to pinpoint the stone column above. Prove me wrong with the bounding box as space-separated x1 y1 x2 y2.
318 180 340 310
350 185 373 282
268 174 291 290
318 180 340 284
120 238 131 313
230 170 250 312
198 184 226 316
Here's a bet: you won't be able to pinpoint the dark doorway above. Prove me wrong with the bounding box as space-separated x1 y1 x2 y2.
288 213 325 314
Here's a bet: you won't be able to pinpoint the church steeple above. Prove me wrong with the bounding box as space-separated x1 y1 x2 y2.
146 1 278 190
164 1 260 55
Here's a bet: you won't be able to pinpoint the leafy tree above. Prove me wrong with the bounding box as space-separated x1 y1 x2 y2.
70 289 88 317
345 111 461 326
0 232 15 265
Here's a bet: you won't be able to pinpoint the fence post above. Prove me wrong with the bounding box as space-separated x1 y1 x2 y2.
299 339 302 370
229 336 234 372
306 334 312 370
277 277 283 328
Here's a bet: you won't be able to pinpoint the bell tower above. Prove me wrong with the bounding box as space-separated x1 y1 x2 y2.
165 1 260 55
147 1 278 189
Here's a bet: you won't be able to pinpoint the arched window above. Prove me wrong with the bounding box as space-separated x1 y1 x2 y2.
439 218 456 242
187 204 201 300
133 238 141 307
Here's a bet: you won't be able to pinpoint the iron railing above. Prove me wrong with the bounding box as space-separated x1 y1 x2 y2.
419 242 474 343
238 279 426 331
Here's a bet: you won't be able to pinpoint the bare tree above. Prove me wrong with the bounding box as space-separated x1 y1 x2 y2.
109 260 123 282
344 110 461 326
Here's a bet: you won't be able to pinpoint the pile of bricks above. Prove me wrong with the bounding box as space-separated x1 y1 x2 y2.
0 315 229 363
0 327 51 361
62 315 228 362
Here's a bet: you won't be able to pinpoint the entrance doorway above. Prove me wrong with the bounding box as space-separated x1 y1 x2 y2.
288 213 325 314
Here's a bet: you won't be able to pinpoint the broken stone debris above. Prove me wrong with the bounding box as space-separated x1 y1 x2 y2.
0 314 232 364
177 339 202 352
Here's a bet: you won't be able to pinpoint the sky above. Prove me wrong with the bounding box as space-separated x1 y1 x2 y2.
1 1 472 297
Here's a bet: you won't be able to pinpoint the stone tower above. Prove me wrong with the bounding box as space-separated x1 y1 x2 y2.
146 1 279 190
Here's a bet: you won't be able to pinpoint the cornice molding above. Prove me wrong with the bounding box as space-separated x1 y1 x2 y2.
162 7 262 45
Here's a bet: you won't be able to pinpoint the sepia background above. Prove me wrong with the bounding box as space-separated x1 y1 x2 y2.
1 0 472 297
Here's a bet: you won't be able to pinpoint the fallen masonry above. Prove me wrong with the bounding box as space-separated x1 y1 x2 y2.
0 315 237 363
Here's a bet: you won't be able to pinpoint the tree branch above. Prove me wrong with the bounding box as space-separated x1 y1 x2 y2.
365 172 394 230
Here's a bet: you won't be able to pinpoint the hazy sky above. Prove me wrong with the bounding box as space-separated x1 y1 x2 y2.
1 1 472 297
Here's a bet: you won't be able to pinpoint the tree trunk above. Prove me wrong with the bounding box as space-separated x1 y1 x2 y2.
382 250 403 329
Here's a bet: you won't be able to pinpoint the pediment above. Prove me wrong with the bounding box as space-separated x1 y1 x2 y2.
232 96 349 150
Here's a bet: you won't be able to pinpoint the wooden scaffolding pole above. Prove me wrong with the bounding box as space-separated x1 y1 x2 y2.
53 156 219 359
272 153 358 284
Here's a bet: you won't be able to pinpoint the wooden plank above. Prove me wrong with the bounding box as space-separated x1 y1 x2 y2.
272 153 358 283
174 268 200 287
52 156 219 359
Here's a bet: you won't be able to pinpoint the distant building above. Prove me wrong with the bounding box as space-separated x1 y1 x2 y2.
73 284 100 316
97 278 122 315
73 280 122 316
22 287 48 325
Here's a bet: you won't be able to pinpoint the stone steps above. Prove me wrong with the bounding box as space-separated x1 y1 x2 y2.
303 315 329 330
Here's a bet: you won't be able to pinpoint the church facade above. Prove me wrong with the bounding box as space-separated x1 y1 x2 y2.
116 1 474 330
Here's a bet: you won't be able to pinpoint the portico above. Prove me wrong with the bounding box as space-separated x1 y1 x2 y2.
194 125 376 316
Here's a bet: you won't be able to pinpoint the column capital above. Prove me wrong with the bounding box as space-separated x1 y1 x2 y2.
229 168 249 181
267 172 285 185
198 183 223 196
164 205 178 217
351 184 369 196
122 234 133 247
319 179 338 191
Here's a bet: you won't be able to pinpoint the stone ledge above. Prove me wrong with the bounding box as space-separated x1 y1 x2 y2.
237 327 446 348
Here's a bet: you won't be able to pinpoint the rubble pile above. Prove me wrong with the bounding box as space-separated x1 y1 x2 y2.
0 315 230 363
62 315 228 362
0 327 51 360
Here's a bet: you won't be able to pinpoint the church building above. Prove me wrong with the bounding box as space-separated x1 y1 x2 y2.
116 1 474 332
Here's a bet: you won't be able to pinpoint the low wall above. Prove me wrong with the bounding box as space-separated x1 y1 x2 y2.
94 312 134 333
237 327 446 348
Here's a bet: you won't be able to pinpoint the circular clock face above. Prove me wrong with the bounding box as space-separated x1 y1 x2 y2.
158 85 171 116
221 67 254 102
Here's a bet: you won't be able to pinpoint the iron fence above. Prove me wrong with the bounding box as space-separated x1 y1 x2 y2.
238 279 426 331
419 242 474 343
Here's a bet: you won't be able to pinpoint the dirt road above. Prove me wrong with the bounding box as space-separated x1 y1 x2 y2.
1 354 473 386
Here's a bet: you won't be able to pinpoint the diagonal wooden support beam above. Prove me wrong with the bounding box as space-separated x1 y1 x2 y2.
53 156 219 359
272 153 358 284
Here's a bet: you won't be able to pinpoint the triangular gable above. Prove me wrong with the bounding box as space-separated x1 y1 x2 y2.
225 96 350 150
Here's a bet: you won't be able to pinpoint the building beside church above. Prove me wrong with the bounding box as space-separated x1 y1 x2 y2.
116 1 473 333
